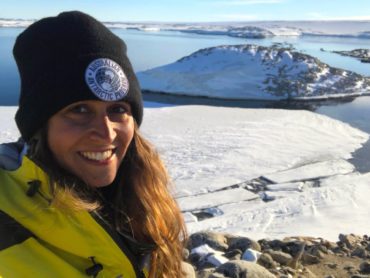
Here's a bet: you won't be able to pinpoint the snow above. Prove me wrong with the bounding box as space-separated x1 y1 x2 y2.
205 254 229 267
142 105 367 194
1 104 369 241
141 104 369 241
262 159 355 184
190 244 228 267
189 172 370 241
266 182 305 192
0 107 20 142
242 249 262 263
177 188 258 212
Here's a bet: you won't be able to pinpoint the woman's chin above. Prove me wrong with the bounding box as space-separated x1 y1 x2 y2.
84 178 116 188
77 171 118 188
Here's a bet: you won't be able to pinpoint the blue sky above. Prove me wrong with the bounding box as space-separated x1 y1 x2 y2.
1 0 370 22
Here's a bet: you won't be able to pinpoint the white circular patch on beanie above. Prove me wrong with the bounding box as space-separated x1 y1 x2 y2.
85 58 129 101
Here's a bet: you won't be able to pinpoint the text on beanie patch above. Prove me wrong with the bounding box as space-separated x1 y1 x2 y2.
85 58 129 101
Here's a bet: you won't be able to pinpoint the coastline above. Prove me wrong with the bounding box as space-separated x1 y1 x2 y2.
142 90 363 110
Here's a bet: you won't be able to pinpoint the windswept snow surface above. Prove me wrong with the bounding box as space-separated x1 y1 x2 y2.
138 45 370 99
1 105 369 241
141 104 370 240
0 107 20 142
141 105 367 194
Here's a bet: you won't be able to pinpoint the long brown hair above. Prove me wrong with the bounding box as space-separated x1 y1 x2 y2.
28 124 187 277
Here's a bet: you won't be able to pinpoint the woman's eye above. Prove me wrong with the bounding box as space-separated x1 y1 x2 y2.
109 105 127 114
69 105 89 114
60 103 92 124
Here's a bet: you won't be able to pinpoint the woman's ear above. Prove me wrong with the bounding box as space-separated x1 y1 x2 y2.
26 127 50 168
26 130 42 158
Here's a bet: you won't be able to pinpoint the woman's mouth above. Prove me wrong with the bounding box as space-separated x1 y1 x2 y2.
79 149 115 162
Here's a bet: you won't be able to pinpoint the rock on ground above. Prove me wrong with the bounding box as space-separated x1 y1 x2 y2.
185 232 370 278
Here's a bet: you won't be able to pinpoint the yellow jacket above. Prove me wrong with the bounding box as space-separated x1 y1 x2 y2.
0 155 147 278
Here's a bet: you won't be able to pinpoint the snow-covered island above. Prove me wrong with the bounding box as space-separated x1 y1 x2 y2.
179 26 276 39
333 48 370 63
137 44 370 100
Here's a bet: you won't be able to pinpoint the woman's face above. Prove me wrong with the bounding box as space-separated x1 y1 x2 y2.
47 100 135 187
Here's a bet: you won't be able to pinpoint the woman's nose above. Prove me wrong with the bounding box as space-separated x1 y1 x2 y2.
89 115 116 142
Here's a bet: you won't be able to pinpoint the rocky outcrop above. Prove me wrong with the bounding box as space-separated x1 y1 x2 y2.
184 232 370 277
227 26 274 39
333 49 370 63
166 25 275 39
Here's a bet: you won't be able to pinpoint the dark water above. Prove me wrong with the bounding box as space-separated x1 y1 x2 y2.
0 28 22 105
143 90 359 110
316 96 370 173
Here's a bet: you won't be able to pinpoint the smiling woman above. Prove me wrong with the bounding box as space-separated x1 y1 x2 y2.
47 101 135 188
0 11 187 278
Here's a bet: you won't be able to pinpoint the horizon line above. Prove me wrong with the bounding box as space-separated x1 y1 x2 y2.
1 17 370 24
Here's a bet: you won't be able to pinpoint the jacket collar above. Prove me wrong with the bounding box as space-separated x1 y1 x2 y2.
1 155 138 277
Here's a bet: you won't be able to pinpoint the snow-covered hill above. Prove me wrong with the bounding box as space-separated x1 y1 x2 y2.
137 44 370 99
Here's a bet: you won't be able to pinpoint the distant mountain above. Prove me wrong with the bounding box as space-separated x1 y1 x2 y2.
105 21 370 39
137 44 370 100
0 18 35 27
1 19 369 39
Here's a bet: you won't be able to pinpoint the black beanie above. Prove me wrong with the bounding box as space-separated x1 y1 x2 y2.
13 11 143 142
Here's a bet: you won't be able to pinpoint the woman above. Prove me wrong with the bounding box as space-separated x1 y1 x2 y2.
0 11 187 277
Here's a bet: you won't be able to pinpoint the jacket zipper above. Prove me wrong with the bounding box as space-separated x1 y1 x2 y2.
90 210 145 278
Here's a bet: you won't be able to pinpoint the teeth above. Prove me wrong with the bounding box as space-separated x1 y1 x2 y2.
80 150 113 161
